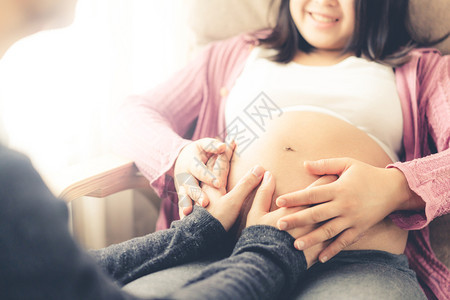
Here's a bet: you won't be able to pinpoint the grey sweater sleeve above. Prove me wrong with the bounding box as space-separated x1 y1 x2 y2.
168 225 307 300
90 206 231 286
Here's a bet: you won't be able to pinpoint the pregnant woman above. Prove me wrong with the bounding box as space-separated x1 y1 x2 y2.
115 0 449 298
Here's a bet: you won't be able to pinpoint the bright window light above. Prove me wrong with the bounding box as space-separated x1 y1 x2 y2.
0 0 186 182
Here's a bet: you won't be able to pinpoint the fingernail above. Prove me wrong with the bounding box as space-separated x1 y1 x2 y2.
251 165 264 177
277 198 286 206
263 171 271 182
213 179 220 188
182 207 191 216
320 256 328 263
296 240 305 250
278 221 288 230
304 160 313 167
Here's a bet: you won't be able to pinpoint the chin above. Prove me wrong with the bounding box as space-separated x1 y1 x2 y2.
304 40 342 51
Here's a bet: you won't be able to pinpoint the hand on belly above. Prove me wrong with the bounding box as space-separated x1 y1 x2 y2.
226 111 408 258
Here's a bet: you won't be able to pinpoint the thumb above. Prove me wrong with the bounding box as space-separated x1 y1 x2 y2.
248 171 275 217
304 158 351 176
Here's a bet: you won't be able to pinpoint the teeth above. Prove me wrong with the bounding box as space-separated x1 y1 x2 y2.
310 13 338 23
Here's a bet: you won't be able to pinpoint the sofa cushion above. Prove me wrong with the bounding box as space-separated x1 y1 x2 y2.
187 0 449 54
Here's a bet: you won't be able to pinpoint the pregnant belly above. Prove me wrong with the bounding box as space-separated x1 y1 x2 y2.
226 111 408 254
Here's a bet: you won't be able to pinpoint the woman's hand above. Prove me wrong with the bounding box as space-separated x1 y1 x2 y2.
174 138 236 218
275 158 422 263
200 163 265 231
246 171 326 268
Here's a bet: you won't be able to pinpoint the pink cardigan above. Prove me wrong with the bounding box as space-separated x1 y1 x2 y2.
115 30 450 299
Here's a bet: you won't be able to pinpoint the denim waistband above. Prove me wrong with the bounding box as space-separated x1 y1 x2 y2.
313 249 412 273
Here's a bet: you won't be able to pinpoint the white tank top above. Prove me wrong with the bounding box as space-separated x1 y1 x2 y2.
225 46 403 162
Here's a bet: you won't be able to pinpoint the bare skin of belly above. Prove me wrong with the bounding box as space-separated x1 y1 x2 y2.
226 111 408 254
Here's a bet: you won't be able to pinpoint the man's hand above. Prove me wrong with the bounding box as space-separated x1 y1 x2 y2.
246 171 327 268
200 158 265 231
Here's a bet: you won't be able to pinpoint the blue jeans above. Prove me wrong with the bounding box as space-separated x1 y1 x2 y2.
291 250 426 299
124 250 426 299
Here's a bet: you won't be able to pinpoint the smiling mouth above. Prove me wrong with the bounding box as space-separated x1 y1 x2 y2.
309 12 339 23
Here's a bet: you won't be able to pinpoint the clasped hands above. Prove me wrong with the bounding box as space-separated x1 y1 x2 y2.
174 138 419 264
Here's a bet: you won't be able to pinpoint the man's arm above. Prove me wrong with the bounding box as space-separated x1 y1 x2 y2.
169 225 307 300
92 216 307 300
90 207 231 286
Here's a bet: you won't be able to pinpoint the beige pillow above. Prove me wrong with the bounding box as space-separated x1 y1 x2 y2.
187 0 449 54
408 0 450 53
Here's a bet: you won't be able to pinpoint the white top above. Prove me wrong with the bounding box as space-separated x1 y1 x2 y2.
224 46 403 162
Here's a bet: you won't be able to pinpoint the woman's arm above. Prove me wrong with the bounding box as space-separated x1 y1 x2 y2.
113 41 218 198
274 52 450 260
113 33 254 222
388 52 450 230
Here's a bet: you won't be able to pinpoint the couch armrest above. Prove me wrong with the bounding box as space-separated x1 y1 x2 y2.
48 154 150 203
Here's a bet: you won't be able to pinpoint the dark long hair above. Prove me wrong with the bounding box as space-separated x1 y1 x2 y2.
259 0 449 67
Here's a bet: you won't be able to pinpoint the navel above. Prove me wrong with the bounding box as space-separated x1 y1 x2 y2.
283 146 296 152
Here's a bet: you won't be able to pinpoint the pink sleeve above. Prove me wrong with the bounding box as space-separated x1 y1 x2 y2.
113 44 215 197
389 53 450 230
